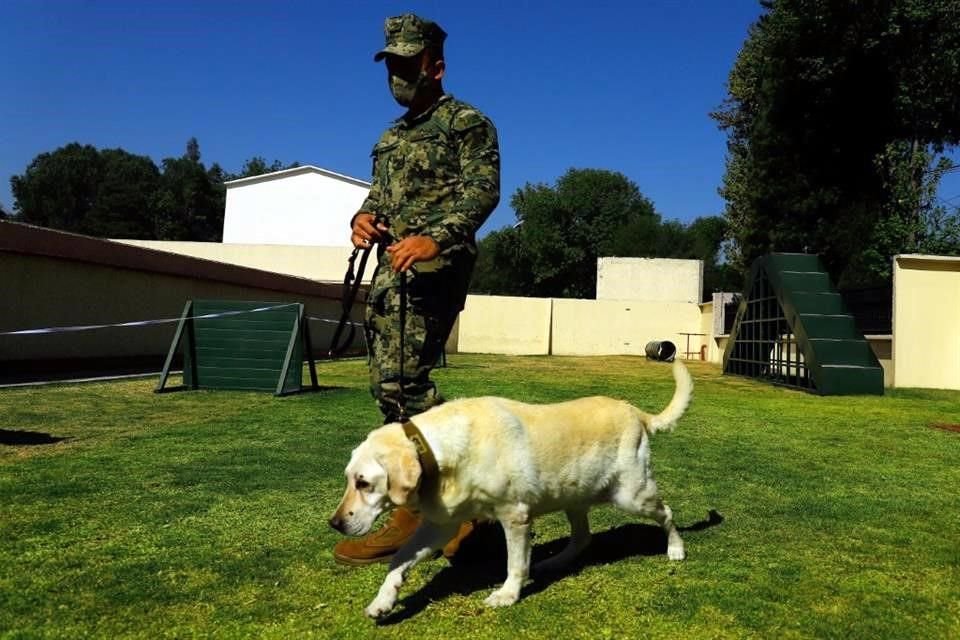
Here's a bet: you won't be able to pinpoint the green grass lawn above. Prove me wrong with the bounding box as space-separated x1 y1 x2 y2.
1 355 958 639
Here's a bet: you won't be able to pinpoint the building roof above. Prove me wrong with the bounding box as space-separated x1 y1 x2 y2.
224 165 371 190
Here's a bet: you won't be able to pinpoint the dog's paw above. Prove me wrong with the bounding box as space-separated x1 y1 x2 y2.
667 544 686 561
483 587 519 608
364 597 395 620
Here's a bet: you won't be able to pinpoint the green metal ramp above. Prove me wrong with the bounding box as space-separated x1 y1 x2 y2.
723 254 884 395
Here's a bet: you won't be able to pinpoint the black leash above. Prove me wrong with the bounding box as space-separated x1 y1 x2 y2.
397 269 408 420
329 216 397 358
327 244 372 358
328 220 411 421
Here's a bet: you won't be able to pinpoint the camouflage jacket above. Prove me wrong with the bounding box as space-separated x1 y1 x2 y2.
360 94 500 312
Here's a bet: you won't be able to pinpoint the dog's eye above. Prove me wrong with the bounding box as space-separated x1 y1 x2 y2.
355 479 370 491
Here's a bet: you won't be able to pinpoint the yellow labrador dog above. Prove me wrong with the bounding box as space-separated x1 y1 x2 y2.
330 360 692 619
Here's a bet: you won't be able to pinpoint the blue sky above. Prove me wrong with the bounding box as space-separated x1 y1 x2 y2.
3 1 957 237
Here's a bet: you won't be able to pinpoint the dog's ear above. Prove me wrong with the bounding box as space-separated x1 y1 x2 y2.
379 447 421 506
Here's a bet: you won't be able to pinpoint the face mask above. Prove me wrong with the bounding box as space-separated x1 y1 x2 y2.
389 69 431 107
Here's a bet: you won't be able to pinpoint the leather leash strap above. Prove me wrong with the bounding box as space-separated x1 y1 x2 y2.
327 245 371 358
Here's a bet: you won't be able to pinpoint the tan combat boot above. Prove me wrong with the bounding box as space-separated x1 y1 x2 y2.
333 510 481 565
333 507 421 566
441 520 477 559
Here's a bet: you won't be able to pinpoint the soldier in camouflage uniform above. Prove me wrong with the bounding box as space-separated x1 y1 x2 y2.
333 14 500 565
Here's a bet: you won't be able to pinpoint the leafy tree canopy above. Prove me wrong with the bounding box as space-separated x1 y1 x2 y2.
227 157 300 181
471 168 740 300
10 141 299 241
11 143 160 239
713 0 960 285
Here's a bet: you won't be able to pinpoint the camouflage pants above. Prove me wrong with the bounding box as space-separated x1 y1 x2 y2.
365 283 457 422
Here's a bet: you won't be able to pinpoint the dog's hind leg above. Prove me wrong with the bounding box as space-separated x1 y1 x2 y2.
533 509 591 575
485 503 532 607
614 434 685 561
616 489 685 561
365 521 460 619
648 498 685 561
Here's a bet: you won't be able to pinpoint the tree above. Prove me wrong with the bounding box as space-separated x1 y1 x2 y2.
228 157 300 180
185 137 201 163
470 226 532 296
12 143 102 233
472 168 740 299
11 143 160 238
155 167 222 241
146 138 226 241
9 140 328 243
87 148 161 238
713 0 960 285
509 169 661 298
685 216 743 295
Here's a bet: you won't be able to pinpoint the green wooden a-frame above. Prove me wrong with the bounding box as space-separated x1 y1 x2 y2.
156 300 318 396
723 254 884 395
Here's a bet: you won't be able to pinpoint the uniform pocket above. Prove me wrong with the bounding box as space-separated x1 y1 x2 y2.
372 140 401 156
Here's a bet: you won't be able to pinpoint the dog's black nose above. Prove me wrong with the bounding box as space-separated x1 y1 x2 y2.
329 515 343 532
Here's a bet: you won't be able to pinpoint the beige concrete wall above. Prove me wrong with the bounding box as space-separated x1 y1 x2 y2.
708 292 739 365
596 257 703 303
454 295 704 358
699 301 716 362
456 295 552 355
866 335 893 388
892 254 960 390
551 298 703 356
114 240 363 283
714 335 729 364
0 253 354 364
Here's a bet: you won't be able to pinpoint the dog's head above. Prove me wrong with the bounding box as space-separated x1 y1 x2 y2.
329 425 422 536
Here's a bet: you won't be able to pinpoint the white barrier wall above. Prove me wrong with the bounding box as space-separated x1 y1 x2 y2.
699 301 717 362
0 223 354 369
456 296 552 355
0 254 353 363
551 298 704 356
115 240 364 283
596 257 703 303
455 295 707 358
893 254 960 390
866 335 893 388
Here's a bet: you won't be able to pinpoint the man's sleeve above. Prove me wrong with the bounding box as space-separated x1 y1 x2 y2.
354 143 384 226
424 109 501 250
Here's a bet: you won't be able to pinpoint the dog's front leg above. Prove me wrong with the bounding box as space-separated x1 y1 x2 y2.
365 521 458 620
485 504 531 608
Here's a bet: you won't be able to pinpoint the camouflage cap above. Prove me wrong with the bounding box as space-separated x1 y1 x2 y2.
373 13 447 62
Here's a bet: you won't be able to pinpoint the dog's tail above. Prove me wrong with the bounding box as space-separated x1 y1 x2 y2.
647 359 693 434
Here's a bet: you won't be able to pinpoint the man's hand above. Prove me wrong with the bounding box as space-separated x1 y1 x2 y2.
387 236 440 272
351 212 389 249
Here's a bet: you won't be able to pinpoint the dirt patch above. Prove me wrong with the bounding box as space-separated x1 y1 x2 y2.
929 422 960 434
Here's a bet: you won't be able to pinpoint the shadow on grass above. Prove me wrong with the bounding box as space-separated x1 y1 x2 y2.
0 429 71 446
380 509 724 624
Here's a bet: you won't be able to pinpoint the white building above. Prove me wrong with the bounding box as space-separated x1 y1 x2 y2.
222 165 370 247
